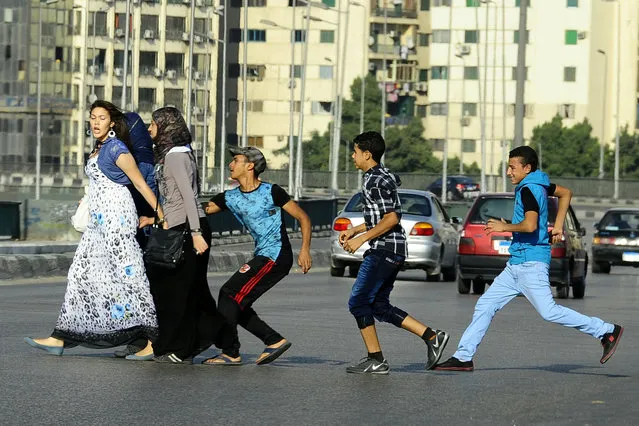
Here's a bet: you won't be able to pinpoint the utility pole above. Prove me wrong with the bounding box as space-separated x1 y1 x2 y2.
513 0 528 146
331 2 350 198
121 0 131 110
219 1 228 189
613 0 621 199
329 0 342 198
442 5 453 204
380 2 387 140
241 0 248 147
597 49 607 179
186 0 196 131
295 4 312 200
288 3 296 195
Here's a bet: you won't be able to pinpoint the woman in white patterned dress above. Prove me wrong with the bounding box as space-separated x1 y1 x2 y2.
24 101 163 356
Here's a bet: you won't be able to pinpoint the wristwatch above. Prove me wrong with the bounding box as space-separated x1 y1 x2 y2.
191 228 202 236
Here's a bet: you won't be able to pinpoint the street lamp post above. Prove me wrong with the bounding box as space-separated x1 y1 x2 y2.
613 0 621 199
186 0 196 131
217 2 228 190
597 49 607 179
241 0 248 147
37 0 59 200
121 0 131 110
380 2 387 140
329 0 341 193
295 4 312 200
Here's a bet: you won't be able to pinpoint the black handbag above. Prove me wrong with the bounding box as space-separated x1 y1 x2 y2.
142 194 187 269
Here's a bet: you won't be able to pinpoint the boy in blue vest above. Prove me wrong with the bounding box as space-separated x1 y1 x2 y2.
203 146 312 366
435 146 623 371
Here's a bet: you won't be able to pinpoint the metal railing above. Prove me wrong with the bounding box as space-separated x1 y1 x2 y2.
373 7 418 19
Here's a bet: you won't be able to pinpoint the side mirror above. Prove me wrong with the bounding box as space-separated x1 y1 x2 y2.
579 228 587 237
450 216 463 225
593 222 599 229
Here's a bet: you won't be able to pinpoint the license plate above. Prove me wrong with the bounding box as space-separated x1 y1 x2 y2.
622 252 639 262
464 191 480 199
493 240 511 255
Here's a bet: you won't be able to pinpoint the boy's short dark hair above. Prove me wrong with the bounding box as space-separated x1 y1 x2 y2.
509 145 538 172
353 131 385 164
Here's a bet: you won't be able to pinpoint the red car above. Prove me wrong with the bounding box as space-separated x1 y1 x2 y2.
456 193 588 299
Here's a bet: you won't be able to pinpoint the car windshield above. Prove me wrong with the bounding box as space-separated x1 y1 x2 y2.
344 193 432 216
469 197 558 225
598 211 639 230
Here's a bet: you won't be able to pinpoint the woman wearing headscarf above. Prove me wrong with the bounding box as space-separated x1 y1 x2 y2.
24 100 160 357
137 106 225 364
124 112 156 250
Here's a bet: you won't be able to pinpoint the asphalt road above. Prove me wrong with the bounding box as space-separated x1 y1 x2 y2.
2 266 638 425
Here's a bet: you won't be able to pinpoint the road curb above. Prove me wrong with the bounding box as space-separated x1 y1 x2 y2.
0 249 333 281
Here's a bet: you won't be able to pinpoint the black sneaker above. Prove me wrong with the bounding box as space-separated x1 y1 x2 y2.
425 330 450 370
153 353 194 365
600 324 624 364
433 357 474 371
346 357 390 375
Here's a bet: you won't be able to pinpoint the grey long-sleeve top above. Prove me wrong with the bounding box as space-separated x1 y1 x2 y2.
159 152 205 232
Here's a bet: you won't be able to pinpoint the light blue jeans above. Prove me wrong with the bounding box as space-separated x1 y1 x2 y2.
454 261 614 362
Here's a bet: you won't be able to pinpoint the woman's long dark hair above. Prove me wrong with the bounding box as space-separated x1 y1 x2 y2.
89 100 132 152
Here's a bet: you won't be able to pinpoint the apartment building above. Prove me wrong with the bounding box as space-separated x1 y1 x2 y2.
422 0 638 175
0 0 75 181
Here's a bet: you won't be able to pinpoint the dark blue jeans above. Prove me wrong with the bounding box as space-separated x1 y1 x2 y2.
348 249 408 329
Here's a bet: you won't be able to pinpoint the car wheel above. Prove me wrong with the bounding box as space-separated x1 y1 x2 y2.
572 276 585 299
330 266 345 277
348 264 360 278
592 261 611 274
458 276 471 294
556 284 570 299
442 265 457 282
472 280 485 295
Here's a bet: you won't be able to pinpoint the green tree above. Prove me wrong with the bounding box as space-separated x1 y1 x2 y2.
530 116 604 177
605 127 639 179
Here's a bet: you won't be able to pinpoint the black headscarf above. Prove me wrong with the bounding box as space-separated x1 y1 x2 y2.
151 107 192 164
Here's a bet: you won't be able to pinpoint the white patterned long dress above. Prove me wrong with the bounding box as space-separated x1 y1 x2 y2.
51 156 158 348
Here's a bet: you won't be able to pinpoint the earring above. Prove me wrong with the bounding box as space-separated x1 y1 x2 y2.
86 129 92 136
108 129 116 138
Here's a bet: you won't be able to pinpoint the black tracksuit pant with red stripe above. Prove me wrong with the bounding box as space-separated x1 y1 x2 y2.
217 249 293 358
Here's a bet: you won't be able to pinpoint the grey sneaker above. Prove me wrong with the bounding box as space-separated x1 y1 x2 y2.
153 353 193 365
346 357 390 375
425 330 450 370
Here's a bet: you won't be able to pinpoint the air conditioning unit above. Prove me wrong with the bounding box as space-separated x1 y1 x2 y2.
415 82 428 93
143 29 155 40
193 71 201 80
105 0 114 3
459 45 471 55
460 117 470 127
388 30 396 38
165 69 177 79
114 67 123 77
132 0 140 4
182 32 190 42
192 106 201 116
115 28 125 38
182 0 190 4
153 67 163 78
194 35 203 43
88 65 98 74
577 31 587 40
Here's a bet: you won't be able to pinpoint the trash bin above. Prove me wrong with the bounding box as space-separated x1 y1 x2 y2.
0 201 21 240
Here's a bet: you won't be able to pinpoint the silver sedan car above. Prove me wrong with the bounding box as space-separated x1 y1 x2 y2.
330 189 461 281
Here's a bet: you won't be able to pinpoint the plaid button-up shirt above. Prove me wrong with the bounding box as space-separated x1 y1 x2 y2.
361 165 407 257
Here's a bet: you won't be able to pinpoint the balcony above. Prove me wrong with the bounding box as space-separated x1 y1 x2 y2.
369 44 417 61
370 7 418 24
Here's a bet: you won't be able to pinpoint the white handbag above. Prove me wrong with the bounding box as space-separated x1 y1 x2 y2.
71 188 90 233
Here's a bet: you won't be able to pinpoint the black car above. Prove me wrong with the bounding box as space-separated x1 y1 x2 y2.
427 176 480 201
591 208 639 274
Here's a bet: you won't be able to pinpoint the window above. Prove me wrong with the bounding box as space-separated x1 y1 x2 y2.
462 139 476 153
565 30 578 45
513 30 529 44
88 12 107 36
431 66 448 80
464 67 479 80
432 30 450 43
248 136 264 147
246 65 266 80
291 65 303 78
430 103 448 116
247 101 264 112
515 0 530 6
420 0 430 11
319 65 333 79
463 103 477 116
466 0 480 6
312 101 332 114
193 18 207 35
138 88 155 111
558 104 575 118
418 69 428 82
564 67 576 82
431 139 445 152
417 105 427 117
164 89 184 109
418 33 429 47
248 0 267 6
321 0 335 6
229 28 242 43
507 103 534 118
433 0 451 6
141 15 159 33
294 30 306 42
465 30 479 44
165 53 184 76
567 0 578 6
511 66 528 80
248 29 266 42
320 30 334 43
